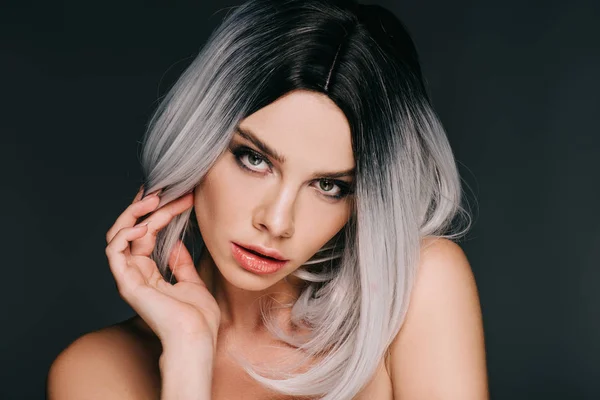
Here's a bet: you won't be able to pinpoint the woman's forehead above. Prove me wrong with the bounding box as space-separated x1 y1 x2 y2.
238 90 355 173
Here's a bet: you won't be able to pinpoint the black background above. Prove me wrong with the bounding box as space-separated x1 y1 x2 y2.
2 0 599 399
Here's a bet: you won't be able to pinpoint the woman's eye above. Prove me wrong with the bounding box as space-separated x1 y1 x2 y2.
232 147 272 173
241 152 269 171
315 179 347 199
318 179 337 193
245 153 266 168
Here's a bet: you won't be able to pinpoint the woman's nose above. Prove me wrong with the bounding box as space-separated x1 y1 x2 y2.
252 185 296 239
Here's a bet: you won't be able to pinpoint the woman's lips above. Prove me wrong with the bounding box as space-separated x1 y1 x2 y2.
231 242 289 275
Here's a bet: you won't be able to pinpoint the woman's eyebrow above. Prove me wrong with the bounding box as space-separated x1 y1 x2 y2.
234 125 355 180
310 168 355 180
235 126 287 163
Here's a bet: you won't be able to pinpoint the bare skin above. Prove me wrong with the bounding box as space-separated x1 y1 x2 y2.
47 90 488 399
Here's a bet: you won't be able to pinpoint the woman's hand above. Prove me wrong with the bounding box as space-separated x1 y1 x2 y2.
104 187 221 357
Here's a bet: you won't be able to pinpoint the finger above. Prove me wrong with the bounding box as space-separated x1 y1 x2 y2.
135 185 162 203
115 281 183 343
135 282 217 345
106 193 160 244
168 240 203 284
129 193 194 256
156 280 220 339
132 185 144 203
105 224 150 292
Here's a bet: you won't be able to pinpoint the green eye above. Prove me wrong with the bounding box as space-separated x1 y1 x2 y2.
247 153 263 166
230 145 272 174
314 178 353 200
319 180 334 192
315 179 342 198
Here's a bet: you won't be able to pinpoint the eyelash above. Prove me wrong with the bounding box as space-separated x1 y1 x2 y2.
229 145 354 200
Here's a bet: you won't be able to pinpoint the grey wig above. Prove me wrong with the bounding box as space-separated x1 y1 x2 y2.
138 0 471 398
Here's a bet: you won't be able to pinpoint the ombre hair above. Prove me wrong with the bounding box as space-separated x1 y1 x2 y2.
138 0 471 398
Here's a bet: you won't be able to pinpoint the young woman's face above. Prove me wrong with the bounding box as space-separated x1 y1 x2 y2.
194 89 355 291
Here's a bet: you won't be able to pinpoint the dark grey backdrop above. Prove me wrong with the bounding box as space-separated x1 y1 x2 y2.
2 0 598 399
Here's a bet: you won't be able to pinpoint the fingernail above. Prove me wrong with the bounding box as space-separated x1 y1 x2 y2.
143 190 161 200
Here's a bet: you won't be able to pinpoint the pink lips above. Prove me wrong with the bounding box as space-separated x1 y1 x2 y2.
231 242 289 275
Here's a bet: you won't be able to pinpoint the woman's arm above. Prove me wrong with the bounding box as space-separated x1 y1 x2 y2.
102 188 220 398
389 238 489 400
159 342 214 400
48 188 220 399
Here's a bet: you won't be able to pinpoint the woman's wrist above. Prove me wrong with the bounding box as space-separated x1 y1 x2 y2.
159 343 215 400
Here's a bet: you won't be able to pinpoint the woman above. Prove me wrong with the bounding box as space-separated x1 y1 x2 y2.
48 0 488 398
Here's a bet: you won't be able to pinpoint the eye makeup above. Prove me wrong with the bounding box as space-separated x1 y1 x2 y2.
227 143 354 200
230 144 273 173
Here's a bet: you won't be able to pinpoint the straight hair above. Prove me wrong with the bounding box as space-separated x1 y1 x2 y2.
139 0 471 398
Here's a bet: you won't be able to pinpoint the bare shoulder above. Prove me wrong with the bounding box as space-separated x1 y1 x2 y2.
47 316 162 399
388 237 489 399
